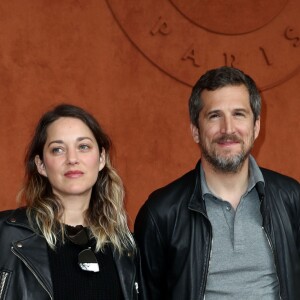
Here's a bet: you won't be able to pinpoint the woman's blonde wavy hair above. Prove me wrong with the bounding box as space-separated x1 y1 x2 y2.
18 104 135 253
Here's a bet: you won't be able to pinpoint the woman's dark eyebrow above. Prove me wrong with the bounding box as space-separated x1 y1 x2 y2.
47 137 94 148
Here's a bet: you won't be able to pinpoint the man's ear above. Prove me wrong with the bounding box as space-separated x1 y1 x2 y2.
99 148 106 172
190 124 200 144
35 155 47 177
254 116 261 140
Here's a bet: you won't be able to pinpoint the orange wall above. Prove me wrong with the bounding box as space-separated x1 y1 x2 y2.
0 1 299 227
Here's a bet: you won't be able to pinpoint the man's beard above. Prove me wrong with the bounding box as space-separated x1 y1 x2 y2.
200 133 254 173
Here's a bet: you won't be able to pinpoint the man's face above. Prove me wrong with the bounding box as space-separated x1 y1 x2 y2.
191 85 260 173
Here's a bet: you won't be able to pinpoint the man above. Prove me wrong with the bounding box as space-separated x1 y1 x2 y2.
134 66 300 300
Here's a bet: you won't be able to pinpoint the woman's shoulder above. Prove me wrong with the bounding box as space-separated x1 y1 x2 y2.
0 209 15 222
0 207 28 225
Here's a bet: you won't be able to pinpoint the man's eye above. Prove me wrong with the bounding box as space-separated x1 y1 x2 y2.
209 114 219 119
234 112 245 117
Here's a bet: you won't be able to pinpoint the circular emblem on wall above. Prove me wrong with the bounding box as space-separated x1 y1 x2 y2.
106 0 299 90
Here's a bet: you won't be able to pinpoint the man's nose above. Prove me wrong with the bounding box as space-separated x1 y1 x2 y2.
220 116 235 134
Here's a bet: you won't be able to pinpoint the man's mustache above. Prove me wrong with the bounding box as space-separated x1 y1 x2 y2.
213 134 242 143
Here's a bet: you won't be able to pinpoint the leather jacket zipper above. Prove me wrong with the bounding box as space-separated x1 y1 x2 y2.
260 191 282 300
11 247 53 299
0 271 9 299
262 227 282 300
189 208 212 300
135 281 139 295
202 223 212 300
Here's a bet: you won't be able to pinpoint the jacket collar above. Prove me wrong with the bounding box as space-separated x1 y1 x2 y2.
187 160 267 216
188 161 207 215
6 207 33 231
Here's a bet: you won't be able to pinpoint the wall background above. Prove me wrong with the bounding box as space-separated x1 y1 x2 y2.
0 0 299 228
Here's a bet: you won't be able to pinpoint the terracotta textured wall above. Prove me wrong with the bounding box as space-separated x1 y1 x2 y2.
0 0 299 227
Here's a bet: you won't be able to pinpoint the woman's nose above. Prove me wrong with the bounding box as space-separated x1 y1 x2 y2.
66 149 79 165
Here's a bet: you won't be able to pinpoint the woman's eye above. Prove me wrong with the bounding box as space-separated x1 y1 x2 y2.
79 144 90 151
51 147 64 154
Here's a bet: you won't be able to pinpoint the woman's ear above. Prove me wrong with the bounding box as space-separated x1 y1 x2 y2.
99 148 106 172
35 155 47 177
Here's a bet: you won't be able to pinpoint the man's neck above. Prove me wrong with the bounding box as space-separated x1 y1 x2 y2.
202 159 250 210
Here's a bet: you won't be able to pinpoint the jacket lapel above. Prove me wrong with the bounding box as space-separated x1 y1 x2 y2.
113 247 136 300
7 208 53 298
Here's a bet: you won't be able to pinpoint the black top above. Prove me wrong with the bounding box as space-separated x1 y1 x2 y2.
47 225 123 300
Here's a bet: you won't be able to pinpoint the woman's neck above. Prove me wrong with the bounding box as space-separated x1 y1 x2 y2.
58 195 90 226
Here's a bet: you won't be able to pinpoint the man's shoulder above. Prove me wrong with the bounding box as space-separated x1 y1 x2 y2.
261 168 300 205
135 166 198 233
145 166 198 210
261 167 299 190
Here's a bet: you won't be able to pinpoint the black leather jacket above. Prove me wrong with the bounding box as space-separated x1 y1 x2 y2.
134 162 300 300
0 208 140 300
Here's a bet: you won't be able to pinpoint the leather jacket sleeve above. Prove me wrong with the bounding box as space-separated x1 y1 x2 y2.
134 203 167 300
261 168 300 300
113 246 140 300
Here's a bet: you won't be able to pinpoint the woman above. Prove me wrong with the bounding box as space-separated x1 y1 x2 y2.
0 104 140 299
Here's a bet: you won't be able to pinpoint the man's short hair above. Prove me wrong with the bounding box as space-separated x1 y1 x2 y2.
189 66 261 127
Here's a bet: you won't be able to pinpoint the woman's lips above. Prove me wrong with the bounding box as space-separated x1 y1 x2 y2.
64 170 84 178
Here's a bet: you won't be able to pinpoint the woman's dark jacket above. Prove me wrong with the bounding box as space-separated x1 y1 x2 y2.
134 162 300 300
0 208 140 300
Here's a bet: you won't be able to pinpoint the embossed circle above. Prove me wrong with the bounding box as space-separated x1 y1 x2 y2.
170 0 288 34
106 0 300 90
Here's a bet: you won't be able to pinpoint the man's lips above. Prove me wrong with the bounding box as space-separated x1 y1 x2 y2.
64 170 84 177
218 139 239 145
214 135 242 146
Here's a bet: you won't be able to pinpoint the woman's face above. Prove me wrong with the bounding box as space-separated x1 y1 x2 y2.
35 117 105 201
